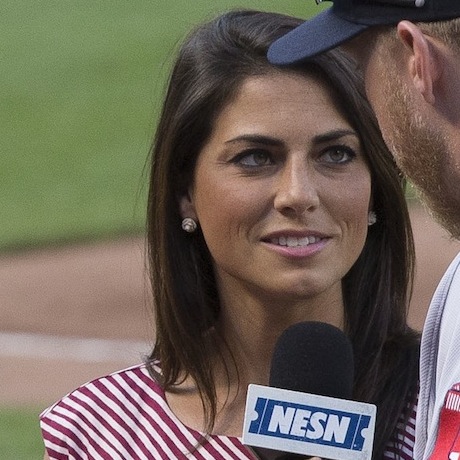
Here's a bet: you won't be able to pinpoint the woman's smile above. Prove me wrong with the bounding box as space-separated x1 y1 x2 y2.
261 229 331 258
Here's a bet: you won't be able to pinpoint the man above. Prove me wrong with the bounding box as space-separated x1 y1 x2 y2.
268 1 460 459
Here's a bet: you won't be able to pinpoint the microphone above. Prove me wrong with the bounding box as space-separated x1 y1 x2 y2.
242 322 376 460
269 321 354 398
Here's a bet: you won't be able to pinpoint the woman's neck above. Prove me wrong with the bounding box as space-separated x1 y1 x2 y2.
215 291 345 380
165 293 345 438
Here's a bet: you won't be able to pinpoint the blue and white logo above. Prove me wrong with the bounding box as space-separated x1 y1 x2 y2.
243 385 376 460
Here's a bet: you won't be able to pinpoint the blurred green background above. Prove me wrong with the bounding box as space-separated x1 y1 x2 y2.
1 0 327 253
1 1 328 458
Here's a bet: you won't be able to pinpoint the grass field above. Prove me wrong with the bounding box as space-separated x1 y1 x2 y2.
0 407 43 460
1 0 328 252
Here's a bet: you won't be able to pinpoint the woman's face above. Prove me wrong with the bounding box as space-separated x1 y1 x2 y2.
180 72 372 308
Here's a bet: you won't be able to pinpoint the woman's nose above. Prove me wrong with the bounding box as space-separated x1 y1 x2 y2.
273 159 320 217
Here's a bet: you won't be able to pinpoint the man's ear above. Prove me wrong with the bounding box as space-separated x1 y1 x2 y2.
397 20 440 105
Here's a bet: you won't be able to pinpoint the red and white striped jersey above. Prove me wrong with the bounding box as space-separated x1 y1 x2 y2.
40 363 258 459
40 363 416 459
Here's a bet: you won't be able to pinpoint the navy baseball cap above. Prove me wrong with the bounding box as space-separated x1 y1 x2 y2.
268 0 460 65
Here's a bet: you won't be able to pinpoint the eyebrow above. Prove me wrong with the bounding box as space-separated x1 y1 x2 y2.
224 129 358 147
312 129 359 144
225 134 283 147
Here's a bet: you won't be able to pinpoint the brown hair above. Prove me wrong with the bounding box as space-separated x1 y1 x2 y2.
146 10 419 459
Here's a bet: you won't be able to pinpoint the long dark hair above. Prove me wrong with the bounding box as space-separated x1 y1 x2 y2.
146 10 419 459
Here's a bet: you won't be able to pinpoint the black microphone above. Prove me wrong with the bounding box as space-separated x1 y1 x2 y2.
268 322 354 459
269 321 354 399
243 322 376 460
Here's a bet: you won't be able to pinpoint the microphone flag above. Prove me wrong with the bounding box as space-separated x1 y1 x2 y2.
243 384 376 460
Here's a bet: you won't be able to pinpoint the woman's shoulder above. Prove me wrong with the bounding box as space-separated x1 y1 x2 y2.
40 362 164 422
384 386 418 460
40 362 172 458
39 362 257 459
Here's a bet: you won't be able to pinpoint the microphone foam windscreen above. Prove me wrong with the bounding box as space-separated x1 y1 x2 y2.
269 321 354 400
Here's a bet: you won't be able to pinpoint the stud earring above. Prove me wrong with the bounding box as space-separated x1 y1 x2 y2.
368 211 377 226
181 217 197 233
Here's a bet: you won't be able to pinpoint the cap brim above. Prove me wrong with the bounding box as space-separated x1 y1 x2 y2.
267 9 369 65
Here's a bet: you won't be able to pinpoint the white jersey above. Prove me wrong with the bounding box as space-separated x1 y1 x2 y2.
415 251 460 459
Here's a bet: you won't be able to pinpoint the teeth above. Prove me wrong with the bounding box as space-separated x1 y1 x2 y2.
270 236 321 247
287 236 297 247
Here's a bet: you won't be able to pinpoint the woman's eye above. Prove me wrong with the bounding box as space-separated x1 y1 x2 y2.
321 146 356 164
234 149 273 167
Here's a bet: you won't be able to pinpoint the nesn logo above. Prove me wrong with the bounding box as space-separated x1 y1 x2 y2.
243 385 376 460
248 397 371 450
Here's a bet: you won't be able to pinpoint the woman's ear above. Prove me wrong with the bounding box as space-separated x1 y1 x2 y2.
179 190 197 221
397 20 441 105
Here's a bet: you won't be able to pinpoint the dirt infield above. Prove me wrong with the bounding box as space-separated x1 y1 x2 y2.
1 201 460 409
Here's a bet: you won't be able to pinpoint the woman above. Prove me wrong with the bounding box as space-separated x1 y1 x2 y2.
40 10 419 460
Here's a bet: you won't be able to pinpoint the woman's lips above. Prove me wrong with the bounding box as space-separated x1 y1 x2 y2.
268 235 322 248
262 231 330 257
